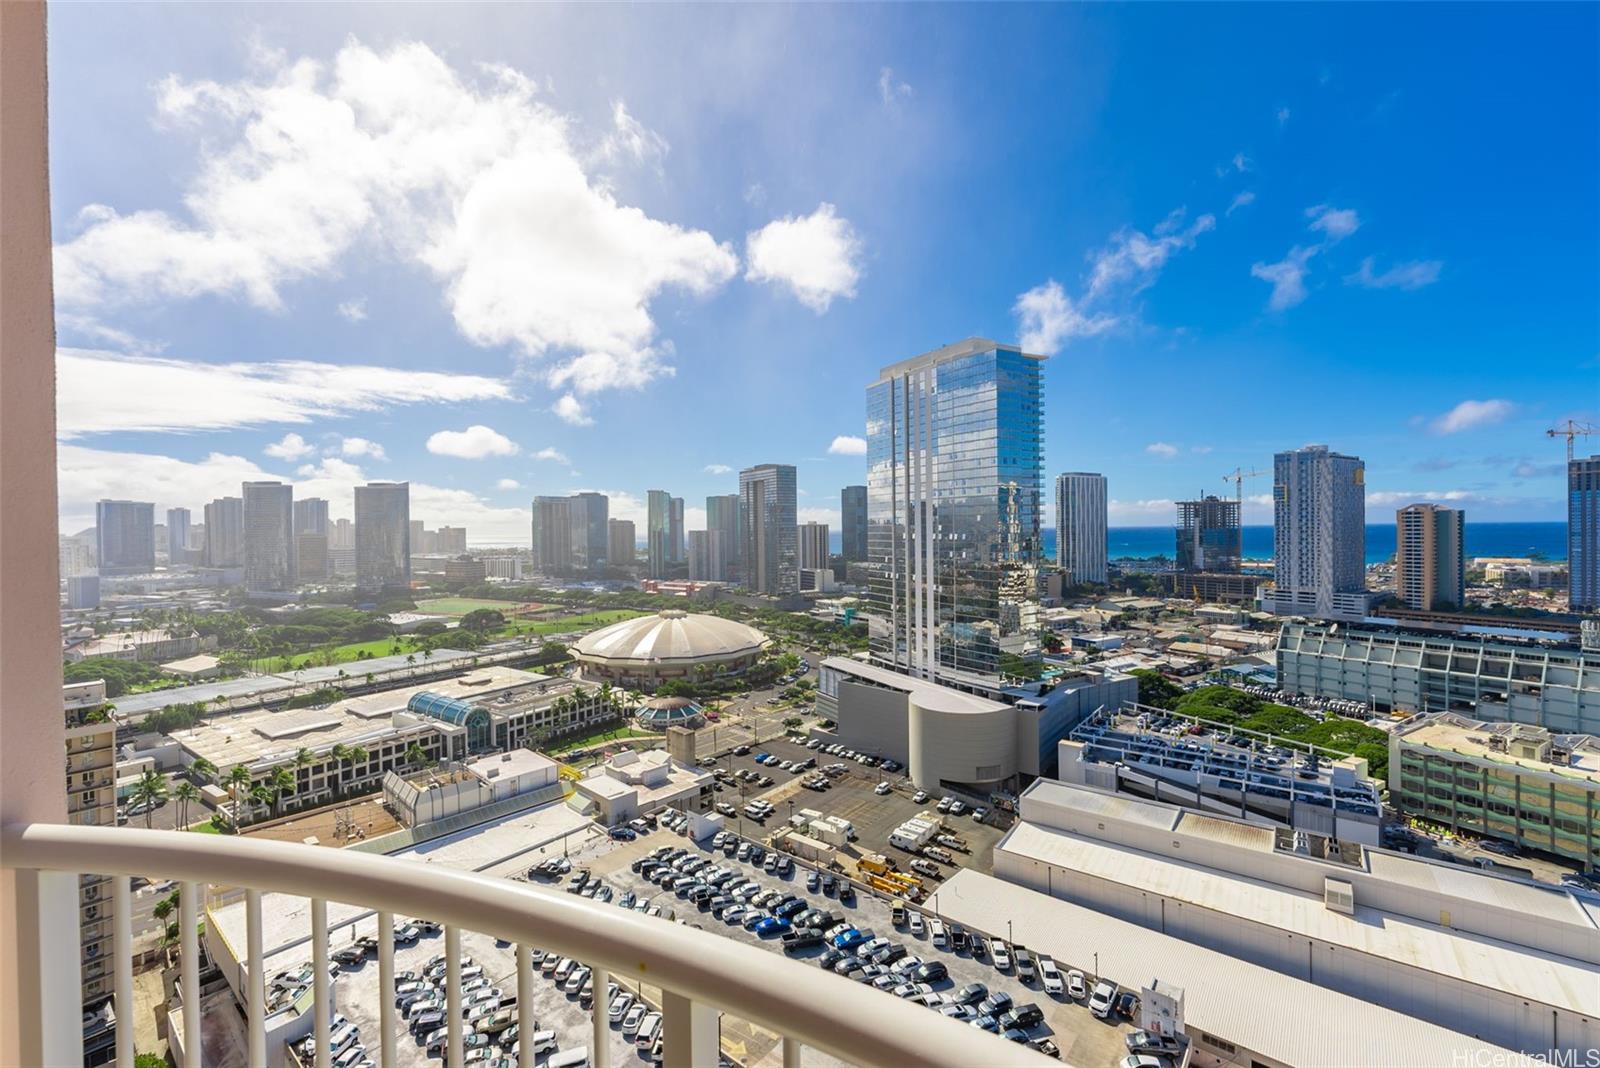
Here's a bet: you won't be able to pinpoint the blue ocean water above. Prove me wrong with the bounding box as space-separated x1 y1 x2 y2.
828 522 1568 565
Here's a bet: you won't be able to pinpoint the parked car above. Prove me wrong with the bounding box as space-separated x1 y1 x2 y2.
1089 980 1118 1019
1126 1031 1185 1056
1066 969 1087 1000
991 939 1012 971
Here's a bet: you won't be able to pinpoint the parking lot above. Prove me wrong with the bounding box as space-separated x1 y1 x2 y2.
308 821 1135 1068
697 736 1012 889
591 827 1137 1068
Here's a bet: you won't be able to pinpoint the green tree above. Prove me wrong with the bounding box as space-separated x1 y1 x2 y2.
268 766 296 816
405 742 429 770
135 1052 167 1068
226 765 253 829
1129 669 1183 710
188 756 217 785
172 780 201 829
129 769 169 829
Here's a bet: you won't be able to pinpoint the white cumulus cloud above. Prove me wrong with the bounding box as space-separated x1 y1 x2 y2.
338 436 386 461
533 447 570 465
1307 204 1361 242
426 424 520 459
1014 281 1116 355
552 394 593 427
1145 442 1179 459
52 40 739 407
745 203 864 313
264 432 315 461
1429 399 1514 435
496 478 521 490
704 464 733 475
56 349 511 438
828 435 867 456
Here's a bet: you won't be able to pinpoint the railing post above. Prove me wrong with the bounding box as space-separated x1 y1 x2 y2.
181 881 201 1068
516 943 535 1058
377 910 396 1068
446 925 464 1068
114 875 134 1068
246 889 266 1068
311 897 331 1068
660 989 718 1068
9 868 84 1067
783 1035 801 1068
590 964 610 1068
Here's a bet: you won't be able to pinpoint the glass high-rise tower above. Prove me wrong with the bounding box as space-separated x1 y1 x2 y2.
706 493 742 582
1570 455 1599 612
646 490 673 578
739 464 799 596
95 499 154 575
241 481 295 592
865 338 1045 689
841 485 868 561
354 481 411 591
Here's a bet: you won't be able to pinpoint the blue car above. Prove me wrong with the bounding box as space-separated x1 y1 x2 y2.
754 916 792 937
832 928 865 950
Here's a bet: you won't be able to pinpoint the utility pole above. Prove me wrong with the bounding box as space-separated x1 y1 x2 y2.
1546 419 1596 462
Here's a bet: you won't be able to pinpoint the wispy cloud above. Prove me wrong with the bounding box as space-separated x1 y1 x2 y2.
57 349 512 438
533 447 570 465
828 435 867 456
336 298 367 323
1276 106 1291 128
1251 245 1319 311
1345 256 1442 291
1015 209 1213 355
1227 191 1256 216
878 67 913 110
496 478 521 490
1428 399 1514 435
704 464 733 475
1306 203 1361 242
1145 442 1179 459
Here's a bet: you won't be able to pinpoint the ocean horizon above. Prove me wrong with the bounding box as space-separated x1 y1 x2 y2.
826 521 1568 565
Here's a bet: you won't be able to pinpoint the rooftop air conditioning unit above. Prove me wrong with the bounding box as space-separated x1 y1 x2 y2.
1325 877 1355 915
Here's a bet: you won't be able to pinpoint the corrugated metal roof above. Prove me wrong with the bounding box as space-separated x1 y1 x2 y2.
937 868 1523 1068
1172 810 1276 852
1024 778 1179 831
1363 850 1588 925
999 820 1597 1014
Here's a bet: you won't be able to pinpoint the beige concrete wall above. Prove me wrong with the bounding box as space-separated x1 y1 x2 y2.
1 4 70 1063
910 700 1017 788
833 679 910 765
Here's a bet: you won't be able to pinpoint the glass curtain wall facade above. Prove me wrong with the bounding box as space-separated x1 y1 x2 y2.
203 496 243 567
841 485 868 561
242 481 295 592
647 490 672 578
739 464 799 596
569 491 609 570
531 496 575 573
353 481 411 590
95 499 154 575
1571 455 1599 612
865 339 1045 690
706 494 742 582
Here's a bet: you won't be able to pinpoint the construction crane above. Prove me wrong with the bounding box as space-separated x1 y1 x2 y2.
1221 466 1268 513
1546 420 1596 462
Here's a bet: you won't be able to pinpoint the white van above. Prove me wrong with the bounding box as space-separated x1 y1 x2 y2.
547 1047 591 1068
635 1012 663 1048
929 918 947 947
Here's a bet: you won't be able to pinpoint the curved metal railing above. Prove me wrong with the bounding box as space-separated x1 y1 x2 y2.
2 821 1042 1068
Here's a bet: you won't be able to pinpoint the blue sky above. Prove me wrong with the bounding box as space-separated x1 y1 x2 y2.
48 3 1598 543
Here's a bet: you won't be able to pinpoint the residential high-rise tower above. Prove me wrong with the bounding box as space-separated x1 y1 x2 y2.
531 496 575 573
647 490 673 578
800 521 830 571
165 507 191 566
740 464 799 596
569 492 609 570
354 481 411 590
1395 504 1465 611
1260 445 1370 620
95 500 154 575
1571 455 1600 612
1055 473 1107 585
241 481 294 592
706 494 742 581
202 496 243 568
608 519 637 568
841 485 868 562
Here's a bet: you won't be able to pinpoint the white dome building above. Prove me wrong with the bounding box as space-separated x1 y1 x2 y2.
571 609 771 690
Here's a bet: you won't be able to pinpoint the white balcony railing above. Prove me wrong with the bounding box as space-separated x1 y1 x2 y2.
1 821 1041 1068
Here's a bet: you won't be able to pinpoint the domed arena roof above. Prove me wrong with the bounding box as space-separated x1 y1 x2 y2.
572 610 769 666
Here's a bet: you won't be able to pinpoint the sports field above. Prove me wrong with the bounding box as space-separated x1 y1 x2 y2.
414 596 541 616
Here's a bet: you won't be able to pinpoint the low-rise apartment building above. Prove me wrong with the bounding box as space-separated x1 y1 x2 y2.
1390 712 1599 868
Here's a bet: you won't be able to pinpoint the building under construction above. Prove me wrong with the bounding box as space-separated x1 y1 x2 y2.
1176 495 1242 573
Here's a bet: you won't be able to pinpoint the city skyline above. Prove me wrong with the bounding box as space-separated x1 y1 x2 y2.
46 5 1597 542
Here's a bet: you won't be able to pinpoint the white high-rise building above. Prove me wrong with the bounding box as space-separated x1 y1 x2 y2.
165 507 191 566
799 522 830 571
1260 444 1371 620
1054 473 1107 585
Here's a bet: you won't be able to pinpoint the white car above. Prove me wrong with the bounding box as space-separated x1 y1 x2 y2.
874 782 891 796
912 790 930 803
1066 969 1087 1000
609 992 635 1020
1039 957 1063 995
992 939 1012 971
949 800 966 816
1089 980 1118 1019
907 911 924 935
622 1004 648 1036
936 797 953 813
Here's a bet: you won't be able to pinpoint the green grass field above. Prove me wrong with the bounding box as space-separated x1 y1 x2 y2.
500 609 648 638
415 596 540 616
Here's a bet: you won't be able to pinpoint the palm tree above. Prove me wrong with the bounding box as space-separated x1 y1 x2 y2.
172 781 201 829
130 769 168 829
345 746 370 790
226 765 253 829
268 766 295 817
404 742 428 770
329 744 351 795
292 747 316 796
188 756 217 785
